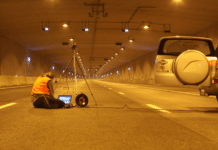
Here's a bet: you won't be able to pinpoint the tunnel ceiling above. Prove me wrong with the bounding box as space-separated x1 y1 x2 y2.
0 0 218 76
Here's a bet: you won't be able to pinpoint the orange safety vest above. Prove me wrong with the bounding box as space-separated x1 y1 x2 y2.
31 76 51 95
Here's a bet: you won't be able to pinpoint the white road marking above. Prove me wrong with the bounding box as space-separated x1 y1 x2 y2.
146 104 171 113
0 85 32 90
108 88 112 90
0 103 17 110
118 92 125 95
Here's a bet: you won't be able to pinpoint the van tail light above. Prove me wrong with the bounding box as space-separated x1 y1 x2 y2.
214 79 218 84
208 60 213 67
216 60 218 69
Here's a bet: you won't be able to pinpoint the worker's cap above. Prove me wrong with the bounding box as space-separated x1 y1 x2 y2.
43 72 54 79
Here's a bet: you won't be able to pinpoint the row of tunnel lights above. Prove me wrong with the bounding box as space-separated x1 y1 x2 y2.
42 22 150 33
66 35 134 75
100 67 131 78
42 22 147 76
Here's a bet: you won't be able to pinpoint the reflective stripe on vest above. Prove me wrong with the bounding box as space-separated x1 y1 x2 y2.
31 76 51 95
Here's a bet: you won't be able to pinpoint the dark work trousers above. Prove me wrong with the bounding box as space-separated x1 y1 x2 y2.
33 95 65 109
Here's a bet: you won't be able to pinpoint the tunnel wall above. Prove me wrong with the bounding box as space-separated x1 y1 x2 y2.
101 51 157 84
0 35 62 86
194 24 218 49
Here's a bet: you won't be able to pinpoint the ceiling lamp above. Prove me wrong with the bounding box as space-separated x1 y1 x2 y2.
42 22 49 31
174 0 182 3
115 53 118 56
128 36 135 42
122 28 129 32
70 38 74 41
122 22 129 32
129 39 134 43
82 21 89 32
144 25 150 29
83 28 89 32
163 24 171 33
143 22 151 29
121 47 125 50
63 23 69 27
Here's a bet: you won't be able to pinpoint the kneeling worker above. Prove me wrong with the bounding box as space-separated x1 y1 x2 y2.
31 72 65 109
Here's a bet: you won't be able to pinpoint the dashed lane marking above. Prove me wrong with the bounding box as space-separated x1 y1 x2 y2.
0 85 32 90
146 104 171 113
0 103 17 110
118 92 125 95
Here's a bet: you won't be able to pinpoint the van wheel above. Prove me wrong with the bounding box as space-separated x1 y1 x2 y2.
174 50 209 85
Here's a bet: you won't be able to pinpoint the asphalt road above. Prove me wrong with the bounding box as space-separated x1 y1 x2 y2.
1 80 218 150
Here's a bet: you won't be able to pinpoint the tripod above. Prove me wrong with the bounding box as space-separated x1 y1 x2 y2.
61 45 97 107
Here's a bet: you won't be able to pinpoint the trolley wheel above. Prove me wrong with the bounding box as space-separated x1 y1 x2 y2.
75 94 88 107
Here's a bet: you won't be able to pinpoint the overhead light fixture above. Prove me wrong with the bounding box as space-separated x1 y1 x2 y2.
122 28 129 32
63 23 69 27
70 38 74 41
83 28 89 32
111 57 114 59
27 57 31 63
44 27 49 31
129 39 134 43
121 47 125 50
42 22 49 31
174 0 182 3
128 36 135 43
122 22 129 32
115 53 118 56
82 21 89 32
144 25 150 29
163 24 171 33
143 22 151 29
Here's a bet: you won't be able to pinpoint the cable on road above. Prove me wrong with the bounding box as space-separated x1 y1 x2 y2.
73 104 218 113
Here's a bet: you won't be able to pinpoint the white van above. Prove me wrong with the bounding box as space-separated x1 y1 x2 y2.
155 36 218 100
